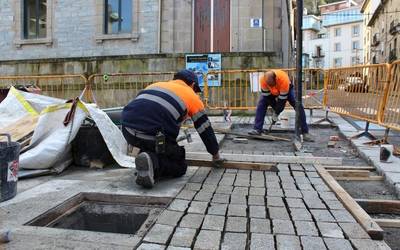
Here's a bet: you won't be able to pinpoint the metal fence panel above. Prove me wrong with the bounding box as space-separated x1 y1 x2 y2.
382 60 400 131
324 64 390 123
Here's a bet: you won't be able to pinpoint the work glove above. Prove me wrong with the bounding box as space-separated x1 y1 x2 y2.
271 112 279 124
212 153 226 168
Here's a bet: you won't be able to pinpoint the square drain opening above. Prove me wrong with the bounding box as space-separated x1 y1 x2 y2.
26 193 171 236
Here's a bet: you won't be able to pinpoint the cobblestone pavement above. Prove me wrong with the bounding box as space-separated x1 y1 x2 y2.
137 164 391 250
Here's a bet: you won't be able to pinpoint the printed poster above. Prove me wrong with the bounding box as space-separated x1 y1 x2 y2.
185 54 222 87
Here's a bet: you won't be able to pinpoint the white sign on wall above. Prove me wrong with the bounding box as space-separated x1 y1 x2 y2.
250 18 262 28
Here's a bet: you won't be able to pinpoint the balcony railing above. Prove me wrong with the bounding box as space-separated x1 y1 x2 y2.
389 49 397 63
371 34 380 47
389 20 400 35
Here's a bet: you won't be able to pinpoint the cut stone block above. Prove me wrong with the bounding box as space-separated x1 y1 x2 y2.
170 227 197 248
249 205 266 218
339 222 370 239
228 204 247 217
294 221 319 236
250 233 274 250
289 208 313 221
188 201 208 214
317 222 344 238
266 196 285 207
157 210 184 226
194 230 221 250
180 213 204 229
168 199 190 212
143 224 174 244
276 235 301 250
324 238 353 250
207 203 228 216
202 215 225 231
226 216 247 233
300 236 327 250
269 206 290 220
221 232 247 250
272 219 295 235
250 218 271 234
310 209 336 222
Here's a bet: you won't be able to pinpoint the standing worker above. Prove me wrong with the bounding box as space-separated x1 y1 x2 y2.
122 69 224 188
248 70 314 142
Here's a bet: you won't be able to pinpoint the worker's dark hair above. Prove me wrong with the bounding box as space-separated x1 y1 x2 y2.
173 69 201 92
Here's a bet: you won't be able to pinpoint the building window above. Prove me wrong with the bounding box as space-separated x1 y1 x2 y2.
352 41 360 51
23 0 47 39
104 0 132 34
334 58 342 67
334 28 341 37
351 56 359 65
352 25 360 37
334 43 341 52
96 0 139 43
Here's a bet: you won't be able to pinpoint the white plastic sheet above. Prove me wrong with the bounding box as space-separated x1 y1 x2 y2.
0 87 135 172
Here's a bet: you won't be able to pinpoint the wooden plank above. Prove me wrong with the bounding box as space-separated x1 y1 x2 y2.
186 159 277 171
187 152 343 166
355 199 400 214
374 218 400 228
334 176 384 181
0 115 38 142
315 165 384 240
328 169 370 178
324 166 375 171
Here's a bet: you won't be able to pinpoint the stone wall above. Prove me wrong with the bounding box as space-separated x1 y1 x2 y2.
0 52 280 76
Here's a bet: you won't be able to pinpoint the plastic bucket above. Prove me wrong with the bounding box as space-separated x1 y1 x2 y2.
0 134 21 202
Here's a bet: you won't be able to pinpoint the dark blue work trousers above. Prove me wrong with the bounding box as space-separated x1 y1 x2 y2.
254 85 309 134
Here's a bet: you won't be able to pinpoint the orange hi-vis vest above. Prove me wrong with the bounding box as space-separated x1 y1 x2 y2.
260 69 291 100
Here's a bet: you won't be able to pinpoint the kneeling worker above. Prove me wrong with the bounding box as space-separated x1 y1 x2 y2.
249 69 314 142
122 69 224 188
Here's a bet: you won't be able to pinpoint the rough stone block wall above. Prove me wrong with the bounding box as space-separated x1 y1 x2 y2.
0 0 159 61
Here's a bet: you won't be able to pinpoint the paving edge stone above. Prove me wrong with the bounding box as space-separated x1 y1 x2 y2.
333 116 400 198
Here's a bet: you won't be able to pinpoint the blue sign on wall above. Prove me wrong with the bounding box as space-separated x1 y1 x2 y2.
185 54 221 87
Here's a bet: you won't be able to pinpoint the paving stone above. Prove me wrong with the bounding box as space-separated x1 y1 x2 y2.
301 190 320 199
324 238 353 250
157 210 184 226
167 247 191 250
280 176 295 182
228 204 247 217
194 191 214 202
249 205 266 218
239 169 251 175
194 230 221 250
215 185 233 194
276 235 301 250
265 175 280 182
234 177 250 187
137 243 165 250
284 189 303 198
300 236 327 250
250 218 271 233
250 187 265 196
226 216 247 232
232 187 249 195
266 188 284 197
309 178 324 185
330 210 356 223
292 171 306 177
314 184 330 192
168 199 190 212
278 171 291 177
170 227 197 248
248 195 265 205
188 201 208 214
290 164 304 171
289 208 313 221
349 239 391 250
212 193 230 204
179 213 204 229
294 176 311 184
304 198 326 209
273 219 296 235
269 206 290 220
294 221 319 236
221 232 247 250
324 200 345 210
306 172 319 178
201 184 218 193
285 198 306 208
207 203 228 216
202 215 225 231
219 177 235 186
250 233 274 249
297 183 314 191
266 196 285 207
339 222 370 239
225 169 238 173
317 222 344 238
144 224 174 244
204 177 222 185
185 182 203 191
266 181 281 189
303 165 316 172
251 179 265 188
310 209 336 222
176 190 197 200
318 191 337 201
277 163 290 171
230 195 247 204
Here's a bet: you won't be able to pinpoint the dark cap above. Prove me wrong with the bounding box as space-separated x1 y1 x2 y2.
173 69 202 93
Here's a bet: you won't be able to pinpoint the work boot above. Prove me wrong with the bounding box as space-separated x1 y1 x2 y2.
135 152 155 188
303 133 315 142
248 129 262 135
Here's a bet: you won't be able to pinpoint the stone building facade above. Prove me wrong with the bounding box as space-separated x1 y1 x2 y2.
0 0 294 75
361 0 400 64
